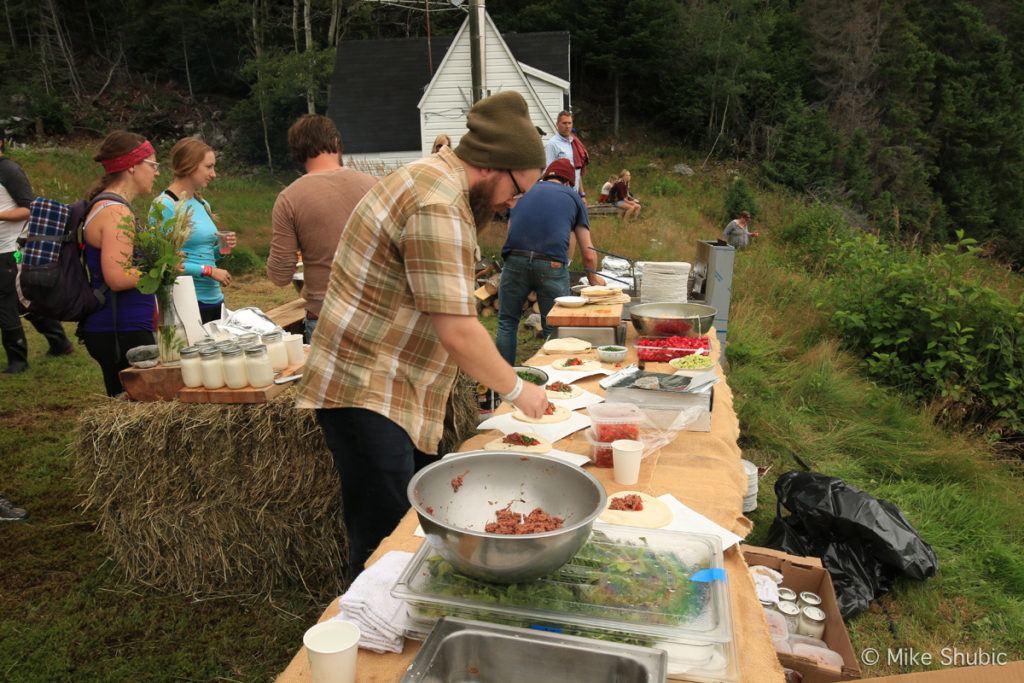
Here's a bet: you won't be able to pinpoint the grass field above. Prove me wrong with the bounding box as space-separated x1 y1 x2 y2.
1 144 1023 680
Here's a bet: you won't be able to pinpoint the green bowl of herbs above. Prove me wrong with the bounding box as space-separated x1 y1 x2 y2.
513 366 549 386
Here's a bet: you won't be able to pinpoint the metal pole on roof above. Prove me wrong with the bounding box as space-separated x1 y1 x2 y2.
469 0 486 102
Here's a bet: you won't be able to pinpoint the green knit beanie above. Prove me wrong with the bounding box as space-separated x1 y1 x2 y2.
454 91 545 170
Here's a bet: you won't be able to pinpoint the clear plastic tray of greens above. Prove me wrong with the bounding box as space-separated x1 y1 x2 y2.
393 523 733 642
393 524 738 681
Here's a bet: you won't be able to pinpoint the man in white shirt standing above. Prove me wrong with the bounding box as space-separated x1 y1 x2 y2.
544 110 584 197
0 139 74 374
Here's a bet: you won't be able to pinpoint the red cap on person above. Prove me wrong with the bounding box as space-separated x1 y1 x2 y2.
543 158 575 184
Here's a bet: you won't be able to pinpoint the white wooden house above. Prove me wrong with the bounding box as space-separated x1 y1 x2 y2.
327 12 570 172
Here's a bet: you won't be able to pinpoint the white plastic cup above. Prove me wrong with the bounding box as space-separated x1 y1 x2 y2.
303 620 361 683
612 439 644 485
285 333 304 366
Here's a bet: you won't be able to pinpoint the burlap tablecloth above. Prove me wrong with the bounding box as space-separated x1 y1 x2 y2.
277 329 784 682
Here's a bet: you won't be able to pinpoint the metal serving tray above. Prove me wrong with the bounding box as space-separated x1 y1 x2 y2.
401 617 668 682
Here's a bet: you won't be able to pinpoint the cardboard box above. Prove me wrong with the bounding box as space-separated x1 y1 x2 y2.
742 545 861 683
860 661 1024 682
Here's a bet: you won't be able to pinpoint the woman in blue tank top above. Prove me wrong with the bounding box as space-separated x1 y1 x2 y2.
153 137 234 323
79 131 160 396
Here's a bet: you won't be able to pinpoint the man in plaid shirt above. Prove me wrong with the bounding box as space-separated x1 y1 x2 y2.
297 92 549 574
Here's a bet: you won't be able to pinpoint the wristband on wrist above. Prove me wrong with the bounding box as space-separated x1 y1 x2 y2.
202 265 213 277
501 375 524 402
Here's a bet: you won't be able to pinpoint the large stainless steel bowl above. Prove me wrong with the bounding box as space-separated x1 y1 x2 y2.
630 302 717 337
407 451 607 583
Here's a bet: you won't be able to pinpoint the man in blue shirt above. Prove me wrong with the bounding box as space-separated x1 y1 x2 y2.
544 111 584 196
496 159 605 364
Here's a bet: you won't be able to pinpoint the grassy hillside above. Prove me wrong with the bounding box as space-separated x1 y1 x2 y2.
1 144 1022 680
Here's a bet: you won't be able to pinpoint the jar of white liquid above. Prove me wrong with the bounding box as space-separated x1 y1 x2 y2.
222 346 248 389
245 345 274 388
262 331 288 371
179 346 203 388
199 348 225 389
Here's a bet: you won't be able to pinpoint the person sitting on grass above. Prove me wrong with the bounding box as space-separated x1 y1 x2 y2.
607 169 641 219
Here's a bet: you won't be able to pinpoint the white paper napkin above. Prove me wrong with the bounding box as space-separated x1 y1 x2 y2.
548 387 605 412
657 494 743 550
476 410 591 443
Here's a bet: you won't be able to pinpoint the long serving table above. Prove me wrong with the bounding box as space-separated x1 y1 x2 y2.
277 328 785 682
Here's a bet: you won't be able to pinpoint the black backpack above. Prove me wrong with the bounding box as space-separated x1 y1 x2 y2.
15 192 129 322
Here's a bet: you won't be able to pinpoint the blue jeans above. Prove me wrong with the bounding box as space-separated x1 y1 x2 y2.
495 254 570 365
304 316 317 344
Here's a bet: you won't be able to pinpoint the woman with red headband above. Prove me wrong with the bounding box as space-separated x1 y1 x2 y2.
79 131 160 396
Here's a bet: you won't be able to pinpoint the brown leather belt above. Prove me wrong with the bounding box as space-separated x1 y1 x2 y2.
306 311 319 321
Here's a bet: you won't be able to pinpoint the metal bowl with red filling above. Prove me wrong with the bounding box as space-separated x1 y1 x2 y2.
407 451 607 583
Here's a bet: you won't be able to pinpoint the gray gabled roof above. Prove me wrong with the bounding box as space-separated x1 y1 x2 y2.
327 31 569 154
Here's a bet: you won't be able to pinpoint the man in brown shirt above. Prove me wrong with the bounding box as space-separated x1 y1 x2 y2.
297 92 549 574
267 114 378 342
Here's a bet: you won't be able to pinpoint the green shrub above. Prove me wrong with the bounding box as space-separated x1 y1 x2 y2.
724 176 759 222
220 245 263 275
649 176 685 197
795 218 1024 438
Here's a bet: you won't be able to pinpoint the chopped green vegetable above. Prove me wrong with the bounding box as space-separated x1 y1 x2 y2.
414 530 710 640
516 370 547 385
668 354 715 370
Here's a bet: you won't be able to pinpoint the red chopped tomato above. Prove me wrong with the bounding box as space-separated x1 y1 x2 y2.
543 403 557 415
546 381 572 393
593 444 614 467
564 357 584 366
595 423 640 442
635 336 710 362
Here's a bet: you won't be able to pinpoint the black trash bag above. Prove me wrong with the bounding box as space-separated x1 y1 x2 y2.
765 470 938 618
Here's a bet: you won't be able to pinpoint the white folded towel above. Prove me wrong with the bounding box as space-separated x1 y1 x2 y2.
332 550 414 654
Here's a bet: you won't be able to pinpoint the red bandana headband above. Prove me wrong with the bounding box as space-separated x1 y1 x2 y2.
101 140 155 174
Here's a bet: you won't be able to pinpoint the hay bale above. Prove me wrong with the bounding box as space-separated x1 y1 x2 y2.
74 394 347 599
439 370 481 456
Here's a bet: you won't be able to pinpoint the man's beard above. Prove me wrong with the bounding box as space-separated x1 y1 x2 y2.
468 173 501 232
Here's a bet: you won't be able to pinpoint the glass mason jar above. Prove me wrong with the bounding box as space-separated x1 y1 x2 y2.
179 346 203 388
199 347 224 390
245 345 274 388
797 605 827 639
777 600 801 634
261 330 288 371
222 346 248 389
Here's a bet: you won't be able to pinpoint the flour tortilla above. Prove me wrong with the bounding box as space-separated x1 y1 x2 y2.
542 337 592 354
512 404 572 424
546 383 583 400
484 432 553 453
581 285 617 298
552 358 602 372
598 491 673 528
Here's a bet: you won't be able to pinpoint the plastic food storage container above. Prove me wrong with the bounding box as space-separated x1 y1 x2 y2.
791 643 845 670
581 428 615 467
636 336 710 363
763 606 789 639
392 523 739 683
587 402 645 443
